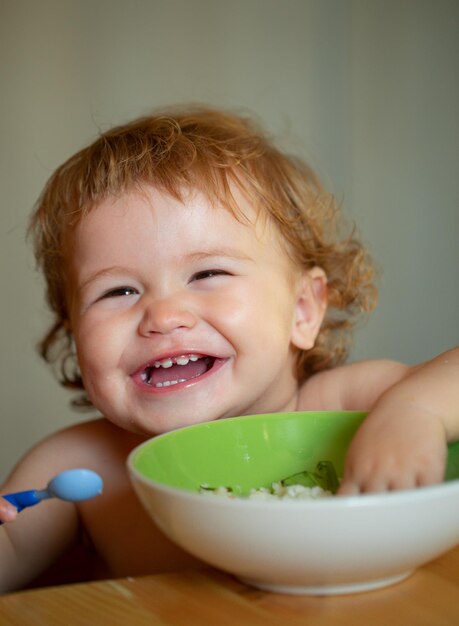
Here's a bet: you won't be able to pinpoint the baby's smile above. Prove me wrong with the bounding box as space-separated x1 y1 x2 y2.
135 354 223 391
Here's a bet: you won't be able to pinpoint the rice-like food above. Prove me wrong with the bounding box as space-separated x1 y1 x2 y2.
199 460 339 499
200 482 331 500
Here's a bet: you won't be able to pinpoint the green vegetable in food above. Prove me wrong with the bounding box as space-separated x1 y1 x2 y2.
200 461 340 495
280 461 340 494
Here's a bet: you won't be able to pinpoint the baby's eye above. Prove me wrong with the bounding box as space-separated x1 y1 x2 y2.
190 269 230 282
100 286 138 299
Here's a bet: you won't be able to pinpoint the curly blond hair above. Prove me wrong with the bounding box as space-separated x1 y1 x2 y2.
29 105 377 400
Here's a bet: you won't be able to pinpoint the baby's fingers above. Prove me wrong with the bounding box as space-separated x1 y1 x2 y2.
337 473 395 495
337 455 391 494
338 461 445 496
0 497 18 523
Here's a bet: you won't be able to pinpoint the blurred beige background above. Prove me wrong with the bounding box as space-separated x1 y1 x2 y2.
1 0 458 482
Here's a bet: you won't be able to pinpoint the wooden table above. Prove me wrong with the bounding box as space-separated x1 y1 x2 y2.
2 545 459 626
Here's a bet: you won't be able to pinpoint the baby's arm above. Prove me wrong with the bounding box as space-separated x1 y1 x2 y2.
299 347 459 494
340 348 459 494
0 431 82 593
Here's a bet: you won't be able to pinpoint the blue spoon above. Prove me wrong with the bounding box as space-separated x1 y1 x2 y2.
1 468 103 520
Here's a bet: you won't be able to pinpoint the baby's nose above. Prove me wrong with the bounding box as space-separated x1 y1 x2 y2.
138 296 197 335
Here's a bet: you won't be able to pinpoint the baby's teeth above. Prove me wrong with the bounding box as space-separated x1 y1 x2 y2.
155 378 187 388
153 355 201 368
154 358 173 368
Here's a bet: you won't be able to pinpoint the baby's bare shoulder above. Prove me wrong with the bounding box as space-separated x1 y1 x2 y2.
297 359 409 412
42 418 142 455
2 418 143 493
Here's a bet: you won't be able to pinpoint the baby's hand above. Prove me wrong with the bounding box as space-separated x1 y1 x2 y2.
338 408 447 495
0 497 18 523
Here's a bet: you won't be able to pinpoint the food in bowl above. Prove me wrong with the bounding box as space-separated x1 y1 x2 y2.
200 460 339 499
128 411 459 595
201 482 331 500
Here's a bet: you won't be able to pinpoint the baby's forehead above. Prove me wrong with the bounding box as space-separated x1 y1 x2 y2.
84 181 265 228
71 182 289 261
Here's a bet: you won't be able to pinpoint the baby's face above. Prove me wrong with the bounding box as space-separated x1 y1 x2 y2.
66 184 318 435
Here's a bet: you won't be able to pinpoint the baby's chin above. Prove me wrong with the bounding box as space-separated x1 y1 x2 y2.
103 409 218 438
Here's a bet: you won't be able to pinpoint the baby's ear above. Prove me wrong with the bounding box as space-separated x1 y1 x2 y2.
290 267 327 350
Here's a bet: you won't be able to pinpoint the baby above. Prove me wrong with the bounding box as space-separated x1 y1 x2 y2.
1 106 458 592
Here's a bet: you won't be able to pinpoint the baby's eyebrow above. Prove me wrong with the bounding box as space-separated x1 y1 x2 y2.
78 266 132 292
186 248 253 263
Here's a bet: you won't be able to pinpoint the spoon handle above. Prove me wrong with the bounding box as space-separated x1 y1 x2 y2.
1 491 42 520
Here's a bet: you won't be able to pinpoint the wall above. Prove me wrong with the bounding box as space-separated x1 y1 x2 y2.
1 0 458 481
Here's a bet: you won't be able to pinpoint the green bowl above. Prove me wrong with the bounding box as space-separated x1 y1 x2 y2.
128 411 459 595
130 411 459 493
